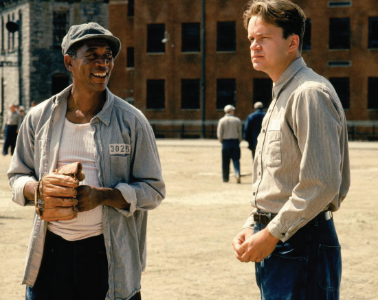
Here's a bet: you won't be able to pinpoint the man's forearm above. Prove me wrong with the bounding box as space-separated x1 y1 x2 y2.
99 187 130 210
24 181 38 202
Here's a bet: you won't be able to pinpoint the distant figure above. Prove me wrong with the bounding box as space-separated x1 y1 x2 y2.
26 101 37 114
2 104 21 155
217 105 242 183
244 102 266 159
18 106 26 124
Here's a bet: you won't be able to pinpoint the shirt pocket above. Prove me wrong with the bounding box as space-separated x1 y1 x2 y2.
110 155 130 184
265 131 282 167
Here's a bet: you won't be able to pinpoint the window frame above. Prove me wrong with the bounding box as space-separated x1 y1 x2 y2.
217 21 236 52
146 79 165 110
181 79 201 110
216 78 236 110
329 77 350 110
147 24 165 53
181 23 201 53
329 18 351 50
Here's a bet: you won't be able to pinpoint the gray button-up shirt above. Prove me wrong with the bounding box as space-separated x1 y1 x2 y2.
217 113 242 143
7 86 165 300
2 110 22 130
243 57 350 242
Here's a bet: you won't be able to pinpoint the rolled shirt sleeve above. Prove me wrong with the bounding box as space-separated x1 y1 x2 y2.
115 122 165 218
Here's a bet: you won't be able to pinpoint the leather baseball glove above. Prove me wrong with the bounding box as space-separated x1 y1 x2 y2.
35 162 85 222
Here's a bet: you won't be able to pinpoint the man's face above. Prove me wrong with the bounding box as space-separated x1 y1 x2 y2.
68 39 114 92
248 15 292 81
10 105 16 113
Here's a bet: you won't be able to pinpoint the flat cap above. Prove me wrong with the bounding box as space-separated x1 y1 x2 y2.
224 105 235 113
61 22 121 58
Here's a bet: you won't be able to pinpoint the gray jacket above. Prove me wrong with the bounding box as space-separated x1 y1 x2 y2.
7 85 165 300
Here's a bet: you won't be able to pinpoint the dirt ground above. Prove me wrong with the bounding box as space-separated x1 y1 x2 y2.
0 140 377 300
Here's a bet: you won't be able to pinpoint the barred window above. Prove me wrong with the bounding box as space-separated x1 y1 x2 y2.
253 78 273 108
217 22 236 52
147 79 165 109
217 79 236 109
329 18 350 49
330 78 350 109
368 77 378 109
182 23 200 52
147 24 165 53
181 79 200 109
53 11 68 48
368 17 378 49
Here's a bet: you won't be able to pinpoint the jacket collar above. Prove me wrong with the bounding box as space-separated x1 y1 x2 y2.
53 84 114 126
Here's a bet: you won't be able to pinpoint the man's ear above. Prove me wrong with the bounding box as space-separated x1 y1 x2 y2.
64 55 74 72
288 34 300 53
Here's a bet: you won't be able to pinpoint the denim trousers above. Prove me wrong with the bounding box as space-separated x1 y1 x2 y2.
25 230 142 300
222 139 241 181
254 218 341 300
3 124 18 155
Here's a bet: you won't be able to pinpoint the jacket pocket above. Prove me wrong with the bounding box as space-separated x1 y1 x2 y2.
265 131 282 167
317 244 342 292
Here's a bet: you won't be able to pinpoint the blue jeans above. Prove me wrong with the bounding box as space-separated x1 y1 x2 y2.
222 139 241 181
254 218 341 300
3 124 18 155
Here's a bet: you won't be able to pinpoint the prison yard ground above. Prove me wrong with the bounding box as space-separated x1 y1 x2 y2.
0 140 377 300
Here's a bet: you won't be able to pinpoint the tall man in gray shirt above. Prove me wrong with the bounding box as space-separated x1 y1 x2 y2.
232 1 350 299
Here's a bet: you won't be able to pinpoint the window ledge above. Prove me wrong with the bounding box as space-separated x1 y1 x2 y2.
367 109 378 111
181 52 200 54
146 52 165 55
147 109 166 111
216 51 236 54
126 67 135 70
329 49 350 51
368 48 378 51
181 109 201 111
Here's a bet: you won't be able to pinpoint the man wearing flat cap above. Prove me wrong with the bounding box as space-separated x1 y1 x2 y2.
217 104 242 183
8 22 165 300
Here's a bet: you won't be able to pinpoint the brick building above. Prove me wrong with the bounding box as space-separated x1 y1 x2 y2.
0 0 109 121
109 0 378 139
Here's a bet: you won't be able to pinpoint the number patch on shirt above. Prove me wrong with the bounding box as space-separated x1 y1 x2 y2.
109 144 130 155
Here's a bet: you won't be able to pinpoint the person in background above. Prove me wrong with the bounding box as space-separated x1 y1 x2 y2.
18 106 25 124
244 101 266 159
26 101 37 114
217 104 242 183
2 104 22 155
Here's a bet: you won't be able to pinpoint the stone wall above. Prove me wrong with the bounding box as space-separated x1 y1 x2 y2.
0 0 109 118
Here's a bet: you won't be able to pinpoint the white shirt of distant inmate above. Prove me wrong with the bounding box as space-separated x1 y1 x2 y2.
232 15 306 263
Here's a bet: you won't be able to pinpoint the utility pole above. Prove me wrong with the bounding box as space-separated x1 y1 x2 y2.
201 0 206 138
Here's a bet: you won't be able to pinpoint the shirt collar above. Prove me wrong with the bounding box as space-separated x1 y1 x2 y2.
272 57 306 99
54 85 114 126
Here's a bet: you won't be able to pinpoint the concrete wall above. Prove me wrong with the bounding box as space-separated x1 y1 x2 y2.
0 1 29 117
28 0 109 105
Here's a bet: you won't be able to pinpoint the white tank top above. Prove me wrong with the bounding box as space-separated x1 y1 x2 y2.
47 118 103 241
